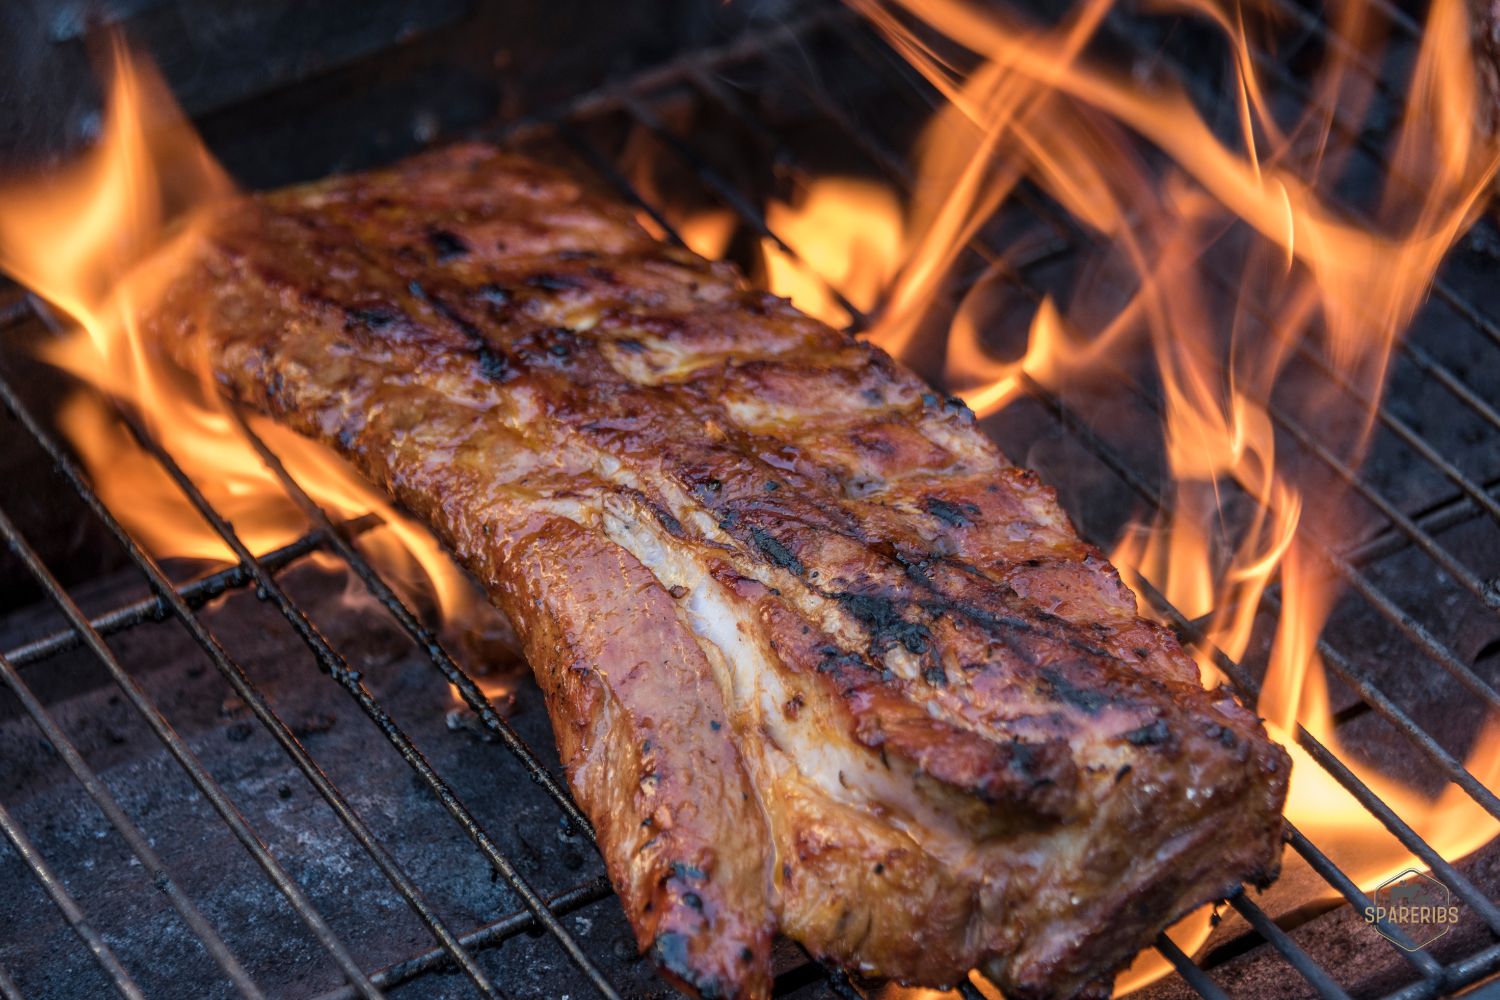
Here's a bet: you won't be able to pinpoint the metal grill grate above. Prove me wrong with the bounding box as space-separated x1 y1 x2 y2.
1 0 1498 996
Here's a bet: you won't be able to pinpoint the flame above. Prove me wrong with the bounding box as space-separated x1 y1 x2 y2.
0 39 513 700
2 3 1497 993
839 0 1497 989
669 0 1497 990
761 179 905 326
619 127 906 327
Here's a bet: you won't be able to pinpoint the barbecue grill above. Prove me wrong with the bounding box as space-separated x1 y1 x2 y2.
1 0 1498 997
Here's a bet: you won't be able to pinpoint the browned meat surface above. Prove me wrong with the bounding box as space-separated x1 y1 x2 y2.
144 143 1289 1000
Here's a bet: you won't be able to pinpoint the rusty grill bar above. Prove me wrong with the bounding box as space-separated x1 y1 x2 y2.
0 0 1497 996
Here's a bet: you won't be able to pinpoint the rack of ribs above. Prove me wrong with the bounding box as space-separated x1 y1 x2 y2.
143 143 1289 1000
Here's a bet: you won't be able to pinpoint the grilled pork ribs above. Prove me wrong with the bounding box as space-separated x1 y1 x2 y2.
145 144 1289 1000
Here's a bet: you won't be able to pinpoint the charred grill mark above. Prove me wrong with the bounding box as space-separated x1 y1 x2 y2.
344 304 402 330
1041 667 1113 715
1124 720 1173 746
476 347 512 382
818 645 872 675
427 228 470 260
406 279 515 382
750 526 804 576
832 591 931 655
526 272 586 292
924 496 981 527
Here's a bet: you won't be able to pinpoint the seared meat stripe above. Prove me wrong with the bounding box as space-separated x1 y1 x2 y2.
145 144 1289 1000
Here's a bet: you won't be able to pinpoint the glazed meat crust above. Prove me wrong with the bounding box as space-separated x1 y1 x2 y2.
145 144 1289 1000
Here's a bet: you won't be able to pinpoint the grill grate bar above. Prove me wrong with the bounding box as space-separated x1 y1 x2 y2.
2 366 533 996
1284 824 1445 974
0 961 21 1000
1262 584 1500 818
1229 892 1355 1000
554 119 692 252
0 794 145 1000
650 16 1500 822
1203 473 1500 636
226 407 596 841
109 411 621 1000
308 877 616 1000
808 11 1500 733
1267 381 1497 609
1156 933 1234 1000
3 513 381 669
616 93 871 331
0 464 387 995
1132 567 1500 936
0 639 265 997
556 38 1500 977
1385 942 1500 1000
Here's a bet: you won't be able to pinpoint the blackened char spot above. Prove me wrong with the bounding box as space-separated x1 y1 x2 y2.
924 496 981 527
427 229 469 260
652 932 724 1000
835 591 931 655
1124 720 1172 746
671 861 706 881
344 305 400 330
477 283 512 306
818 646 868 674
1006 739 1043 780
526 272 585 292
408 280 488 345
750 526 804 576
1042 667 1111 714
476 347 511 383
647 500 685 538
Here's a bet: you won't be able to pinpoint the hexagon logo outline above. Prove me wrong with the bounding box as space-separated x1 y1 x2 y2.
1365 867 1460 951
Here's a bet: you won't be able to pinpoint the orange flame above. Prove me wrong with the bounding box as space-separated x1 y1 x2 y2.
665 0 1498 991
3 4 1498 993
0 39 515 699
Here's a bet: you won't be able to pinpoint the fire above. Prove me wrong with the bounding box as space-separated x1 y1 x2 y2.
678 0 1496 990
2 0 1496 992
761 179 906 327
838 0 1496 989
0 39 513 699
